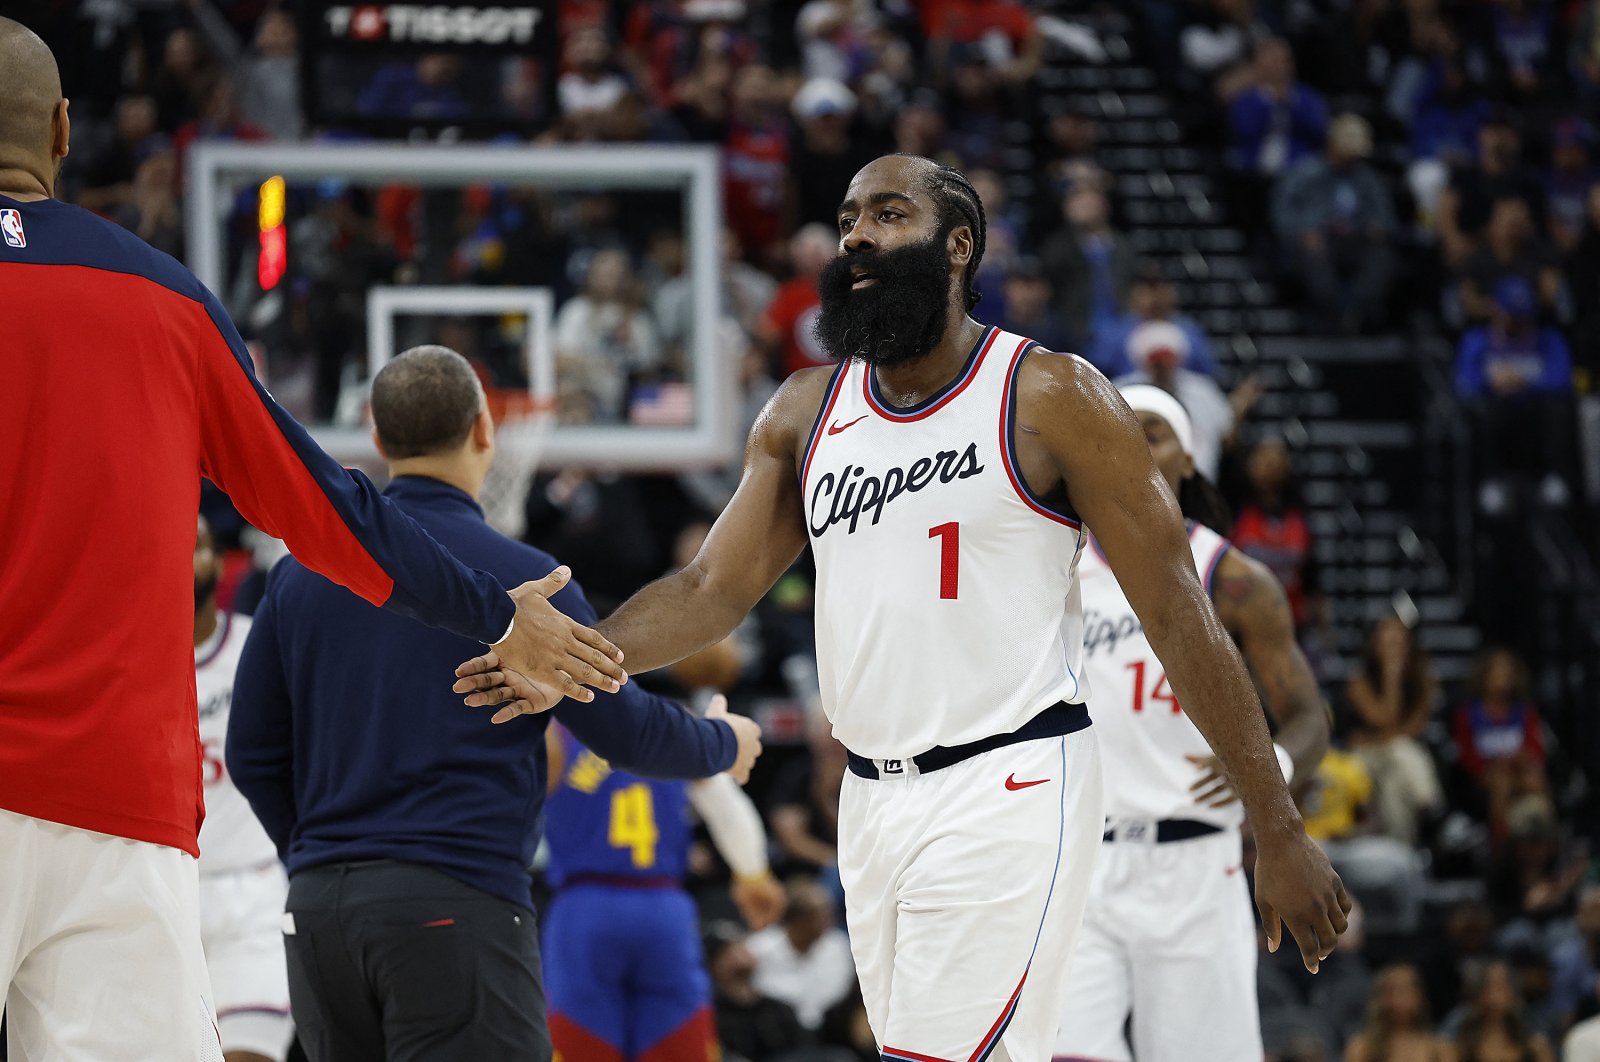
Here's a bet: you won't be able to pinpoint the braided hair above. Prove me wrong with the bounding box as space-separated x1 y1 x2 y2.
1178 472 1234 536
896 155 987 311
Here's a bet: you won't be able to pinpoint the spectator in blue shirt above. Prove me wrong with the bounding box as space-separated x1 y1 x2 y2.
1552 886 1600 1031
1455 277 1574 510
227 345 762 1062
1228 38 1328 179
1409 57 1491 168
1090 268 1218 378
1545 118 1598 254
1456 277 1572 399
1487 0 1558 106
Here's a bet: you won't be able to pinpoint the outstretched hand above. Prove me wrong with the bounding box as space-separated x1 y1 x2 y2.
453 566 627 720
1253 828 1352 974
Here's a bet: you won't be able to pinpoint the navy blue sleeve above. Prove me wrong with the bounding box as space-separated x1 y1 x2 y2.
547 577 736 779
226 570 298 857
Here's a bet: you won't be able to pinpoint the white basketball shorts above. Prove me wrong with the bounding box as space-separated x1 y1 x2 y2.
839 730 1103 1062
0 807 224 1061
201 862 294 1061
1054 826 1261 1062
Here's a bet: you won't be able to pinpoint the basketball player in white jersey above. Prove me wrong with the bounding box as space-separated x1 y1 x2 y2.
1053 386 1330 1062
194 517 294 1062
456 154 1350 1062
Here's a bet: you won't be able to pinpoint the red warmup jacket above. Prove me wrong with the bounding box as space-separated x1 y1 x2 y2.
0 194 515 856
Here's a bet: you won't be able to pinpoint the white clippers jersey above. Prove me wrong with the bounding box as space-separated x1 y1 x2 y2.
803 327 1087 759
195 613 279 874
1079 523 1243 828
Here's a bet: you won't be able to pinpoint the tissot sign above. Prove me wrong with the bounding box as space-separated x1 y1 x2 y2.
301 0 557 133
322 5 545 46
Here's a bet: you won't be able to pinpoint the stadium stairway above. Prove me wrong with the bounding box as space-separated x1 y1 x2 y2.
1019 8 1480 686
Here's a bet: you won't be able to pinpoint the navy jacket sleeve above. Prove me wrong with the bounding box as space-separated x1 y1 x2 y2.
191 288 515 644
547 578 736 779
226 571 298 858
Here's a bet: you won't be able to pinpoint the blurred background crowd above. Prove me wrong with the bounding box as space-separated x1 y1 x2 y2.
13 0 1600 1057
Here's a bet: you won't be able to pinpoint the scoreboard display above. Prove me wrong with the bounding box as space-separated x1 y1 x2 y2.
299 1 559 135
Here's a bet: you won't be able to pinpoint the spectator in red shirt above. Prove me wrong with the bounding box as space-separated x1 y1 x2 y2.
1455 647 1549 843
923 0 1044 85
1455 647 1546 779
758 223 836 377
1230 436 1326 639
0 20 626 1058
720 62 789 262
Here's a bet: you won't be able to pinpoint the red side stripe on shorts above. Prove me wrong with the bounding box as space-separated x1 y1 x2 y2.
881 1046 960 1062
969 968 1028 1062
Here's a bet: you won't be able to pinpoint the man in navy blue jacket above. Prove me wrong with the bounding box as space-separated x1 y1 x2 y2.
227 346 762 1062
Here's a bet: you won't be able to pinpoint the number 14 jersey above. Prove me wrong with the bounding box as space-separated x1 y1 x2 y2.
1078 523 1243 829
802 327 1087 760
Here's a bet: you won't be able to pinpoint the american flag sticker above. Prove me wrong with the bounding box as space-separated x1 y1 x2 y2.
629 383 695 427
0 209 25 249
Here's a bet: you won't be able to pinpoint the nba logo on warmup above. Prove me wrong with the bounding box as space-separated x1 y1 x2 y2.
0 209 24 249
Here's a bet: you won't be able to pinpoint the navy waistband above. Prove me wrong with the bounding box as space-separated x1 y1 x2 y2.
1102 819 1223 844
846 701 1090 780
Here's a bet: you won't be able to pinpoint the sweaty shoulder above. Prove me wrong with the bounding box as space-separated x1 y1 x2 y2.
753 363 841 467
1012 347 1128 436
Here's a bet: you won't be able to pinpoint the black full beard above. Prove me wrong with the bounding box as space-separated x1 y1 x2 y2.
813 231 955 368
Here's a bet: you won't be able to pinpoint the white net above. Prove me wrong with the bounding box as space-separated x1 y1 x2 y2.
480 395 557 538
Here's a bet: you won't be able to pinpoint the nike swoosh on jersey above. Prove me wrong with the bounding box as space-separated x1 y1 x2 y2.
827 415 868 435
1004 774 1050 791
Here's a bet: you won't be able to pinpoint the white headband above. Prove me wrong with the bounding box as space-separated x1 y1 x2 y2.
1119 384 1195 457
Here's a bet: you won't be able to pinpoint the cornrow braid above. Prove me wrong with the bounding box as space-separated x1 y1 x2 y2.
894 154 988 311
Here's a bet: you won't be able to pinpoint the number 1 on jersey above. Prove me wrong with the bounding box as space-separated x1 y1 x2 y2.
928 522 960 600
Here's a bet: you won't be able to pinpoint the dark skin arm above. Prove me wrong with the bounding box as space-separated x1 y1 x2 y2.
452 367 828 710
1185 549 1330 805
1012 350 1349 972
588 368 823 669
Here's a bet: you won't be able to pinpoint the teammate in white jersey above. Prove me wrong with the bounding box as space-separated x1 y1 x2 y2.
1053 386 1329 1062
194 517 294 1062
457 154 1350 1062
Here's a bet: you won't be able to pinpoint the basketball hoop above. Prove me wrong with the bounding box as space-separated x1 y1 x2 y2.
481 388 558 539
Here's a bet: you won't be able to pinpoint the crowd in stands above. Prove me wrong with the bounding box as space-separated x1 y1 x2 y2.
22 0 1595 1058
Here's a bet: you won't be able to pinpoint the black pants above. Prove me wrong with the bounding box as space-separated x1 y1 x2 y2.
284 860 549 1062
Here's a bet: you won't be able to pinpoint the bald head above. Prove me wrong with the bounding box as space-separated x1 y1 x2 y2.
0 17 68 198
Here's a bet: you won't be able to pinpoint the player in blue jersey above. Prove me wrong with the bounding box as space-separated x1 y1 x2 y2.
543 707 784 1062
